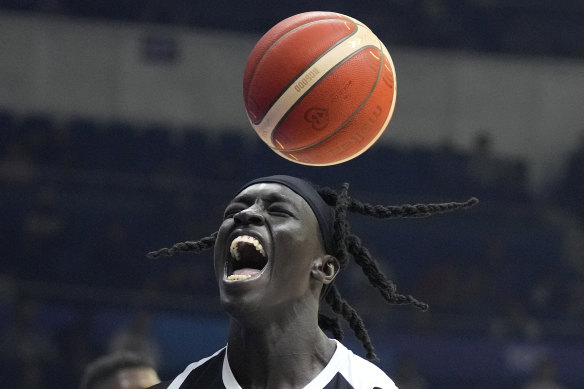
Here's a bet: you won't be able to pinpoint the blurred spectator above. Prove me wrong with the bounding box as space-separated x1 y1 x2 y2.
392 355 428 389
55 311 96 388
0 140 36 183
563 276 584 320
140 0 189 24
107 311 161 369
169 190 199 237
428 142 470 196
19 114 54 165
413 261 459 315
0 297 59 389
521 357 566 389
466 132 500 190
455 263 494 316
151 149 186 189
502 158 529 201
490 299 541 340
80 351 160 389
527 273 565 319
90 219 140 287
47 122 77 168
22 187 64 239
165 261 216 296
21 186 66 280
556 132 584 222
465 131 529 201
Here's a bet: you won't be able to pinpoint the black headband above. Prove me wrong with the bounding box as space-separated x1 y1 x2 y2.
239 175 336 255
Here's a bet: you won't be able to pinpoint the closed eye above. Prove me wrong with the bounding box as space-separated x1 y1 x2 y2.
223 205 245 219
267 206 295 217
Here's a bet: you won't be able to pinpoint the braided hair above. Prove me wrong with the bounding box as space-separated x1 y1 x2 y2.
148 181 478 361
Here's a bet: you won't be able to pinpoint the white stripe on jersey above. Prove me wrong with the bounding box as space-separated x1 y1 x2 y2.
168 347 226 389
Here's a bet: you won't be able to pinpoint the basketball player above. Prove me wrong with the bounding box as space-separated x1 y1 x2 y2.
147 175 477 388
80 352 160 389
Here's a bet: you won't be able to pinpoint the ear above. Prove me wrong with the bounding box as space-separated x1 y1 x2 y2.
311 254 340 285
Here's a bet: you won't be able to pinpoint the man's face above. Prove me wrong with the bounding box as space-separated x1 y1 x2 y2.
214 183 327 321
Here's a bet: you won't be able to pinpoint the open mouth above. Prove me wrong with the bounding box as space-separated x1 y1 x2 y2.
227 235 267 281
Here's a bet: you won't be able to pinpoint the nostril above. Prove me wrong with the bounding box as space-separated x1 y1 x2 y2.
248 214 264 225
234 210 265 225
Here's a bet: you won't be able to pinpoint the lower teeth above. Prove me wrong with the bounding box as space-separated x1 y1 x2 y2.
228 274 251 280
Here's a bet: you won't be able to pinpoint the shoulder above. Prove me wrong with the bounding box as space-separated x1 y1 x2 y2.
332 341 398 389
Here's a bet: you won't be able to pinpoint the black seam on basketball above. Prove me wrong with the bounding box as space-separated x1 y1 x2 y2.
247 17 358 125
271 44 386 153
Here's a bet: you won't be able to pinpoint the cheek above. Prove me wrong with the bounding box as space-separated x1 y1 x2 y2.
273 224 323 270
279 222 323 252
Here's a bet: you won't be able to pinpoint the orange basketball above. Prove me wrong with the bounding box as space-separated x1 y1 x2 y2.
243 11 397 166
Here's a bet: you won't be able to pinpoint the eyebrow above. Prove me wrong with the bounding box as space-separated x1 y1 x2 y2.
232 191 291 205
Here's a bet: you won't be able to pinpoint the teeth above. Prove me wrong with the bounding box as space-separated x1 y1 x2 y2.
227 275 251 281
229 235 265 261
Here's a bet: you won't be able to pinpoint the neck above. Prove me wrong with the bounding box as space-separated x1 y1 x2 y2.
225 307 336 389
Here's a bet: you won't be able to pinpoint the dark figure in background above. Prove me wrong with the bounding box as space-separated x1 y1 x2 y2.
80 352 160 389
521 357 566 389
556 133 584 222
147 175 477 388
0 297 59 389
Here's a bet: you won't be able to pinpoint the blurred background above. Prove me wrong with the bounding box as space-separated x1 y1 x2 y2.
1 1 584 388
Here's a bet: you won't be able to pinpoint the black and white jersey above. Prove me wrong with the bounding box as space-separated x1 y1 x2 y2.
151 340 397 389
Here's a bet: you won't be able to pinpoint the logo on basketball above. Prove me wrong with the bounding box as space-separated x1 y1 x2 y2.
294 67 320 92
304 108 329 130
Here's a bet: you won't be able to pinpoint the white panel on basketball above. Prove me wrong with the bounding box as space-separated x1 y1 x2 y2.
251 20 384 148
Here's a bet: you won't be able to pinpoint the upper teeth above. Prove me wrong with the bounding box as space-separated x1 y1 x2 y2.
230 235 265 261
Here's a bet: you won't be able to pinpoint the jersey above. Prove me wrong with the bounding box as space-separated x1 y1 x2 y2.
149 340 397 389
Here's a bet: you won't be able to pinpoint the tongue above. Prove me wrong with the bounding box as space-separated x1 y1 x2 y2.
233 268 260 276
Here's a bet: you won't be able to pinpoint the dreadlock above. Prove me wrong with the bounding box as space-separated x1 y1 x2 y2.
147 232 217 259
147 181 477 361
325 284 377 361
314 183 476 360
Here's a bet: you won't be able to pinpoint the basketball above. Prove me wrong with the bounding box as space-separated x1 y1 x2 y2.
243 11 397 166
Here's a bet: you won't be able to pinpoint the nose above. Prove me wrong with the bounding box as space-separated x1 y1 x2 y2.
233 208 265 226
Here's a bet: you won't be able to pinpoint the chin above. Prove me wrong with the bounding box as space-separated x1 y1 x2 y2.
218 288 274 327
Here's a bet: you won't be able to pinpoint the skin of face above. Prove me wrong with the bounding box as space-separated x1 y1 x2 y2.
214 183 335 327
93 367 160 389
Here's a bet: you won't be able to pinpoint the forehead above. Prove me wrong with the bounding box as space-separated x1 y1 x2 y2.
235 183 303 203
234 183 312 211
